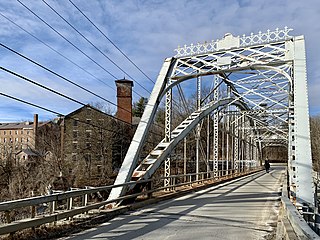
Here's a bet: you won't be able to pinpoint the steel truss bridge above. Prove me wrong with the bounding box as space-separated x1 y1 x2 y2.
109 27 314 209
0 27 318 239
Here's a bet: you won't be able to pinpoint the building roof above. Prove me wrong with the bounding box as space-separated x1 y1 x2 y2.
0 122 34 130
64 104 133 127
16 148 41 157
64 105 108 119
0 121 48 130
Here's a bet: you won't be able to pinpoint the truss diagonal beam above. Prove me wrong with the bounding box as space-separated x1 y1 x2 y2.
108 58 175 201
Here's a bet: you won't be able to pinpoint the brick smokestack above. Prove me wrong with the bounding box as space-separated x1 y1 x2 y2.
33 114 38 149
115 79 133 124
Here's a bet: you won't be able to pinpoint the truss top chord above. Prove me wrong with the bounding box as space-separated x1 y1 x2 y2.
174 27 293 57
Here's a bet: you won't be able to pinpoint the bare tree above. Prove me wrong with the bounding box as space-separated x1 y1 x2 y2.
310 115 320 171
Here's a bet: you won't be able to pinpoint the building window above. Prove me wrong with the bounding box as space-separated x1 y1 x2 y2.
84 153 91 162
21 130 23 134
9 131 11 135
27 131 29 135
86 142 91 149
73 119 78 127
85 131 91 140
86 119 91 125
3 131 6 135
73 131 78 139
98 119 104 126
3 138 6 143
15 138 18 142
97 165 102 175
15 131 18 135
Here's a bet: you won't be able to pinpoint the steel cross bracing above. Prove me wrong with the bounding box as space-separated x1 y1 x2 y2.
164 79 172 188
213 76 219 176
108 28 314 208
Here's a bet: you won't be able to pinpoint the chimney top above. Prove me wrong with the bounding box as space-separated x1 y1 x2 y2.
115 79 134 86
115 79 133 124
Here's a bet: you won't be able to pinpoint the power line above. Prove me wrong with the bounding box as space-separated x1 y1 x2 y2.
68 0 156 84
0 66 164 136
0 92 61 116
17 0 117 79
0 12 115 91
17 0 145 99
0 42 135 117
0 66 137 126
0 92 163 139
41 0 151 95
0 91 126 136
1 66 86 106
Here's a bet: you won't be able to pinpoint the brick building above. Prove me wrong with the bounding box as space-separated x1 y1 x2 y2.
0 79 135 187
60 79 135 186
0 114 45 158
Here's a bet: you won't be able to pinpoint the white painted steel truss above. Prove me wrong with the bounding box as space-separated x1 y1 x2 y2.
108 28 314 207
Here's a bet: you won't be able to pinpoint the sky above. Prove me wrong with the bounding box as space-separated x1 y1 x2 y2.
0 0 319 122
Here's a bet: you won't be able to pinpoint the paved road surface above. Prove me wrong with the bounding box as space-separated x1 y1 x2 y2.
61 166 284 240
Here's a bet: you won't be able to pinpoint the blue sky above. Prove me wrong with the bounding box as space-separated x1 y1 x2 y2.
0 0 319 122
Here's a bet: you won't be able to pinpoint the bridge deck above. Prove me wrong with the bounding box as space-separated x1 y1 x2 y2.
61 166 284 240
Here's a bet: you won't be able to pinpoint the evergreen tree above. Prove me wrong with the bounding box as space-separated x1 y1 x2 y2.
133 97 148 118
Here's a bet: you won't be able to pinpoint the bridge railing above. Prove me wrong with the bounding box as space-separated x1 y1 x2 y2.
277 169 320 239
0 167 261 236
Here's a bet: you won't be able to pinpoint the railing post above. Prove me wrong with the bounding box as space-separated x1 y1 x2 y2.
147 180 153 199
172 177 176 191
68 197 73 210
67 196 73 220
52 199 56 213
83 186 89 214
5 210 11 224
31 205 36 218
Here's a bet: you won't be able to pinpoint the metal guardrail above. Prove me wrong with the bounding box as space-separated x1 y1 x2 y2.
277 169 320 239
0 168 260 236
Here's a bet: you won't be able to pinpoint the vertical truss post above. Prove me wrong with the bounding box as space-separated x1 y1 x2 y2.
213 76 219 177
241 115 245 172
288 103 295 202
234 115 239 172
291 36 314 206
252 143 255 168
226 87 230 175
250 138 252 169
221 113 225 176
196 75 201 180
184 137 187 181
207 115 210 177
245 118 250 170
231 114 234 171
164 79 172 188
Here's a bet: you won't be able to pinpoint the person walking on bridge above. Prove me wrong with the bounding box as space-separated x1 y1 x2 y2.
265 159 270 173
